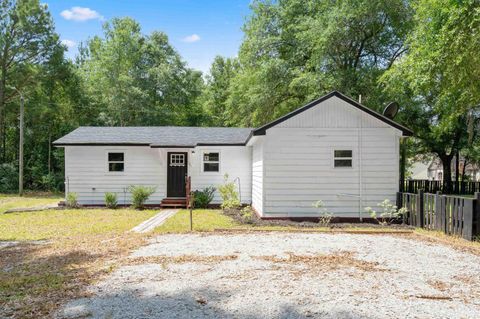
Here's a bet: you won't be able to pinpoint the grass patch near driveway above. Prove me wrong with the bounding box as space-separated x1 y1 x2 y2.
413 228 480 256
0 208 157 318
0 209 158 241
153 209 240 233
0 192 62 214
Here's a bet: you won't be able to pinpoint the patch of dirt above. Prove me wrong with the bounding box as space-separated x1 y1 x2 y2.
125 254 238 266
254 251 384 272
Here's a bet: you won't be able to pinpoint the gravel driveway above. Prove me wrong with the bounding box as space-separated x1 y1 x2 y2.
59 232 480 319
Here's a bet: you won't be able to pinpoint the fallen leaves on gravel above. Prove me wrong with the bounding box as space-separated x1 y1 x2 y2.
254 251 382 271
126 254 238 266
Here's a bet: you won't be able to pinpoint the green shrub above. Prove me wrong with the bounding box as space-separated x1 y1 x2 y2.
104 192 118 209
0 163 18 193
364 199 408 225
128 185 156 209
193 186 216 208
66 192 79 208
240 206 255 224
218 174 240 210
312 200 333 226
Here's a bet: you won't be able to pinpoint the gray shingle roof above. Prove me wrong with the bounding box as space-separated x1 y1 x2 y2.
53 126 253 147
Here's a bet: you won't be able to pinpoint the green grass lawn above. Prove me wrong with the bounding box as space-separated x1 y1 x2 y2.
153 209 241 233
0 209 158 241
0 193 62 214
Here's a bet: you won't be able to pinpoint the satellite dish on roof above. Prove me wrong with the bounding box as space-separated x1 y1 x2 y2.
383 102 399 119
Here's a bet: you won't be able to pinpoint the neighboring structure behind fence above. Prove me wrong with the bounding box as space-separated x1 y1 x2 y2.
397 190 480 240
402 179 480 195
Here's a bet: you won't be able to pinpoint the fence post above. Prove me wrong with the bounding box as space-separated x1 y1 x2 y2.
473 192 480 239
435 191 441 230
396 192 402 208
418 189 424 228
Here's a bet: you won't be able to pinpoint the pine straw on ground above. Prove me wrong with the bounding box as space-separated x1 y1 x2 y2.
125 254 238 266
0 233 148 319
254 251 383 272
409 231 480 257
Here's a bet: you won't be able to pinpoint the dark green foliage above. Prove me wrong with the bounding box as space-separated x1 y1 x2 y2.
0 163 18 193
221 0 413 126
193 186 216 208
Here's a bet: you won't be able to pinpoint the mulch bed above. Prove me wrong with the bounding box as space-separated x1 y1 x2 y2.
223 208 414 230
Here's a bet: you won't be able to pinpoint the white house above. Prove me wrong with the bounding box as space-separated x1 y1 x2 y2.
54 91 412 219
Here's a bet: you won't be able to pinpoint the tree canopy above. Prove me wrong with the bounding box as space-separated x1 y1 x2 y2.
382 0 480 188
77 17 205 127
0 0 479 192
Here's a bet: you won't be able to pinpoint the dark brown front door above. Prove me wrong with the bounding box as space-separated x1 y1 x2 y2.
167 152 187 197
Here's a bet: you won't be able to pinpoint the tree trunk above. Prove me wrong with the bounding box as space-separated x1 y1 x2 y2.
439 154 453 194
48 133 51 173
455 151 459 182
0 78 5 163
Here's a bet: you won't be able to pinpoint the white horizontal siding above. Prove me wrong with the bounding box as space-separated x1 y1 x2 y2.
251 138 264 215
65 145 252 205
262 96 401 217
190 146 252 204
65 146 165 205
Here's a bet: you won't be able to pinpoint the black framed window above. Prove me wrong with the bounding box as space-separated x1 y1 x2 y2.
334 150 352 168
203 152 220 172
108 152 124 172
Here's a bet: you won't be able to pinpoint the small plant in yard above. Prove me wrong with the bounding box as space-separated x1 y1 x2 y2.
66 192 79 208
218 174 240 210
365 199 408 225
104 192 118 209
312 200 333 226
193 186 216 208
128 185 156 209
240 206 255 224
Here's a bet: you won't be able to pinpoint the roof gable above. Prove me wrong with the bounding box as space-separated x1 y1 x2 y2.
252 91 413 136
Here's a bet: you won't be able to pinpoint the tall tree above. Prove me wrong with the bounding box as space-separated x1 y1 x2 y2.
202 56 239 126
225 0 412 126
0 0 60 161
78 17 205 127
382 0 480 191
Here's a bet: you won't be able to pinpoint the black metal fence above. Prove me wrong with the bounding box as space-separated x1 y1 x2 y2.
402 179 480 195
397 190 480 240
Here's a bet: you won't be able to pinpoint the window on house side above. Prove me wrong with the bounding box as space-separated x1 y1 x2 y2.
203 152 219 172
108 152 124 172
334 150 353 168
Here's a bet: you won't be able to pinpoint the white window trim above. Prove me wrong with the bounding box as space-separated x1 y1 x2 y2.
169 153 186 167
201 150 221 174
105 150 126 175
332 149 354 169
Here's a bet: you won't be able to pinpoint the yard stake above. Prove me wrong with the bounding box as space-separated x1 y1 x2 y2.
189 192 194 231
